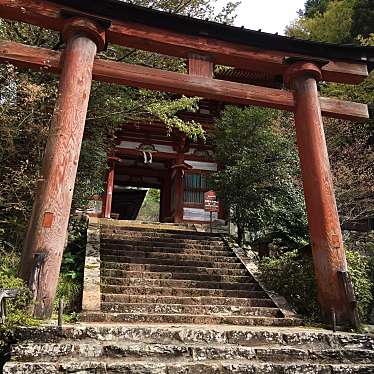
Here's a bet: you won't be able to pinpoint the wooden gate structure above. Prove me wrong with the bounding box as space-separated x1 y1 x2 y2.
0 0 373 323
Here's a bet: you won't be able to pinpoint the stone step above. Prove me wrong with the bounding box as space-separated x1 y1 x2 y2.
101 269 255 283
90 224 298 335
100 242 235 257
100 226 221 239
101 294 275 307
81 312 298 326
101 261 248 276
12 325 374 349
101 277 259 291
101 302 282 317
100 229 222 242
101 250 239 263
100 255 244 269
101 285 265 298
5 361 374 374
100 246 235 257
101 236 224 247
10 341 374 364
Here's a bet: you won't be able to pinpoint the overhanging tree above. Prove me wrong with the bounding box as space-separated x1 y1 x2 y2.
213 106 308 248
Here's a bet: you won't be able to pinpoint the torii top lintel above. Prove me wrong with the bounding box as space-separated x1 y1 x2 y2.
0 0 373 85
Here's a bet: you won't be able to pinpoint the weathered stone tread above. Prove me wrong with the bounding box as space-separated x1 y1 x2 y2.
81 312 297 326
101 261 248 275
4 361 374 374
101 276 260 291
101 250 239 263
100 269 254 283
101 236 224 246
100 255 245 269
100 227 221 239
100 225 220 235
100 245 234 257
101 294 275 307
11 341 374 364
11 325 374 348
101 285 265 298
100 302 282 317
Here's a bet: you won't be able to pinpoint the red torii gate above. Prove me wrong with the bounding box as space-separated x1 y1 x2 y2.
0 0 372 324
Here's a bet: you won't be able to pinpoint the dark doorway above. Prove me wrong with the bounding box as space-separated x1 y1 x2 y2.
111 188 147 220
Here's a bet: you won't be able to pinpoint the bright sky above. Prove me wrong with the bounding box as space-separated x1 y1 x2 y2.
218 0 306 35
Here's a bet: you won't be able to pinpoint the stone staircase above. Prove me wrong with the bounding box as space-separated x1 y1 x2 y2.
4 324 374 373
4 221 374 373
82 221 297 326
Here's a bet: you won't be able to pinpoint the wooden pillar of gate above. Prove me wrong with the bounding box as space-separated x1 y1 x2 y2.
174 154 185 223
163 168 172 222
20 18 106 319
284 61 351 324
160 173 170 222
103 160 115 219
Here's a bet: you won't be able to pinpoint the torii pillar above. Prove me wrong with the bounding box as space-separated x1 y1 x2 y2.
20 17 106 319
285 61 352 324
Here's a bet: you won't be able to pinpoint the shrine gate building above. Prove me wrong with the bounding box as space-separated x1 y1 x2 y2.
102 100 222 224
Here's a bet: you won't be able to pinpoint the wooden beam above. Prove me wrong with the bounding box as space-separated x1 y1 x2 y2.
0 41 369 122
115 147 213 163
116 165 168 178
108 23 368 85
319 97 370 121
97 59 294 111
0 40 61 73
0 0 368 84
115 148 177 160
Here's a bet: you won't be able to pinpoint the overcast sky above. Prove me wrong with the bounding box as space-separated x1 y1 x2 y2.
218 0 306 35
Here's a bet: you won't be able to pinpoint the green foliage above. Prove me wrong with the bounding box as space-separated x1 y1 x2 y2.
259 249 373 322
137 189 161 222
318 34 374 224
344 232 374 323
303 0 331 17
0 242 35 322
146 95 205 141
63 312 80 323
0 248 39 334
368 256 374 317
0 247 39 369
55 218 88 313
147 189 161 204
0 64 57 251
213 106 308 248
351 0 374 38
132 0 240 24
259 250 320 320
346 250 373 319
286 0 355 43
